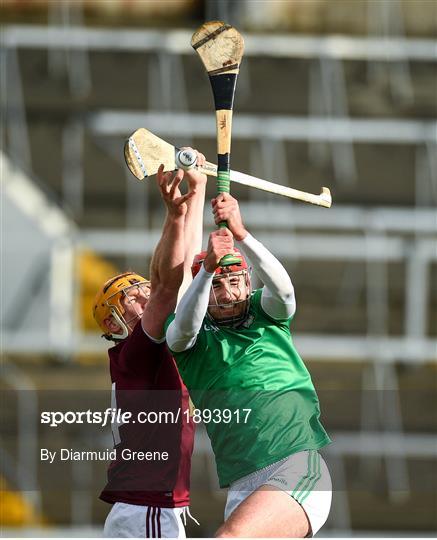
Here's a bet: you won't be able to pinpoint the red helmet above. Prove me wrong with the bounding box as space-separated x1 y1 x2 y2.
191 250 249 277
191 250 251 326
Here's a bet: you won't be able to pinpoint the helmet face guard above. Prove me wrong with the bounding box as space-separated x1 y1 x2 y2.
93 272 150 341
106 282 150 339
192 250 252 327
208 268 252 326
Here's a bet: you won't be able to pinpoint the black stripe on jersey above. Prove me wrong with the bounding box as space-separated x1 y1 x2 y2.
209 73 237 110
217 153 230 172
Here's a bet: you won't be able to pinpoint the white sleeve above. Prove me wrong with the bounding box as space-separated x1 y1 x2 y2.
166 265 214 352
236 233 296 320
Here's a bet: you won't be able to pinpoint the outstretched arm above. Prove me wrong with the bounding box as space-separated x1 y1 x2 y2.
212 193 296 320
166 228 234 351
142 167 195 340
178 148 207 301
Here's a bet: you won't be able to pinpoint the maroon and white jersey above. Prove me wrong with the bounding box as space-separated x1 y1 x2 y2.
100 321 194 507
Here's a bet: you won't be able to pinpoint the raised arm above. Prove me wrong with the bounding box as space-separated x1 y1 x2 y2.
178 148 207 301
142 166 195 340
212 193 296 320
166 228 234 352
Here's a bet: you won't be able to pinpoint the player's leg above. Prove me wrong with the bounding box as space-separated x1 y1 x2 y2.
216 451 332 538
216 484 310 537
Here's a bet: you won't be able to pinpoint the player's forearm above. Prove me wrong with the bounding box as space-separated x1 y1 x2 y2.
150 213 185 291
178 182 207 300
166 265 213 351
236 233 296 318
184 182 206 263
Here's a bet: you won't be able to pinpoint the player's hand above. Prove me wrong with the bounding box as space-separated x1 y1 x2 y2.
157 164 195 217
180 147 207 188
203 228 234 273
212 193 248 241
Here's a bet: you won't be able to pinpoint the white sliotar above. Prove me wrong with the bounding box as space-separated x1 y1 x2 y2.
175 149 197 170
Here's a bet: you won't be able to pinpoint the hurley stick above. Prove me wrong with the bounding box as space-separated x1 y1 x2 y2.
191 21 244 266
124 128 332 208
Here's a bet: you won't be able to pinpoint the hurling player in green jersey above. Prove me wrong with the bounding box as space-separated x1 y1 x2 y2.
166 193 332 537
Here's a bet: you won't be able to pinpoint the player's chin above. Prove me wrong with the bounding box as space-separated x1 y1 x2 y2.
208 306 229 319
209 304 244 322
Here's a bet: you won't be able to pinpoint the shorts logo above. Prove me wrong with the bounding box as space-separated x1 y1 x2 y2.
270 476 287 486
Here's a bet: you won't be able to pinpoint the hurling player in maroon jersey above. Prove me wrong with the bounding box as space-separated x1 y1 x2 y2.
93 151 206 538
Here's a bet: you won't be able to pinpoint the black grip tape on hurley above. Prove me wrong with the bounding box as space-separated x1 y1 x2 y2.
217 153 230 172
209 73 237 110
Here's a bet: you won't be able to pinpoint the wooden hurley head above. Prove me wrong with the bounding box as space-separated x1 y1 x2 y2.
191 21 244 77
124 128 176 180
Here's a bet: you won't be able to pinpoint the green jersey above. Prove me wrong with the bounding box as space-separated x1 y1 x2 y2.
166 288 330 487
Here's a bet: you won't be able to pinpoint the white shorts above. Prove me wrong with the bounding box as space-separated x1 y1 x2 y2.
103 502 193 538
224 450 332 537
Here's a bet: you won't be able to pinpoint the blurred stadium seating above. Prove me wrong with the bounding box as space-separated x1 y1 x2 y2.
1 0 436 536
